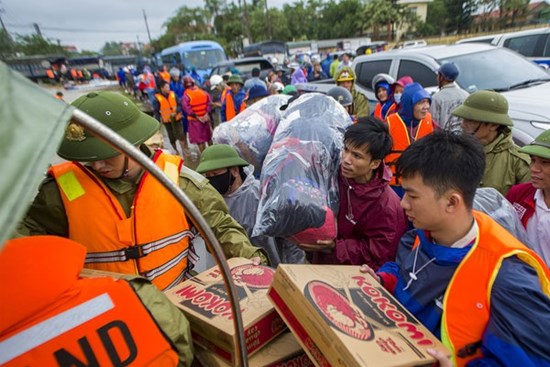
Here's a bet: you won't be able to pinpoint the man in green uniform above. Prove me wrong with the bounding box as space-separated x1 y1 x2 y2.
334 66 370 121
17 92 268 279
452 90 530 196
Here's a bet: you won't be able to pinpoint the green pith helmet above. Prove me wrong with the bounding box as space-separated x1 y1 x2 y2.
196 144 249 173
227 74 244 86
327 86 353 107
451 90 513 127
519 129 550 159
57 92 159 162
334 66 355 83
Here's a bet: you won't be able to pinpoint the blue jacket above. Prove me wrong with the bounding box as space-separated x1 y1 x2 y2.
170 79 185 100
220 89 246 122
378 228 550 366
398 82 431 127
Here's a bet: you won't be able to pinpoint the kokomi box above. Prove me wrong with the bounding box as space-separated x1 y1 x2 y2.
195 332 315 367
268 264 449 367
165 258 287 364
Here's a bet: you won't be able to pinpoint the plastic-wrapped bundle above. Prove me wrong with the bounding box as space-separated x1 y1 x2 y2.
253 93 352 244
213 94 290 175
473 187 530 245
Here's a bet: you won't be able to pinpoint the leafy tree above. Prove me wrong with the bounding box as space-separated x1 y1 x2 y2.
0 30 15 59
444 0 475 33
101 41 123 56
15 34 65 56
425 0 448 35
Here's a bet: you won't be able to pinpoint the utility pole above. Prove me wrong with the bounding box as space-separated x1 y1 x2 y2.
142 9 152 45
264 0 272 40
33 22 43 38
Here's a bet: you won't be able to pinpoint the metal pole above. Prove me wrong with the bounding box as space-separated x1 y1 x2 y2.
142 9 153 45
71 109 249 367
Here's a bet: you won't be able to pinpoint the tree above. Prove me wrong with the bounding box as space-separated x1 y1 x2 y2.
363 0 401 41
101 41 123 56
424 0 447 35
15 34 65 56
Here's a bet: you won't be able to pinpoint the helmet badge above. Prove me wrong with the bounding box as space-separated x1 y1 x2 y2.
65 122 86 142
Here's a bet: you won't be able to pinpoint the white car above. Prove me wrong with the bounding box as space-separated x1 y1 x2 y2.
457 27 550 67
297 44 550 146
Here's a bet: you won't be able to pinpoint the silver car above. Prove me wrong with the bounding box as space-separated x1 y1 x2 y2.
299 44 549 145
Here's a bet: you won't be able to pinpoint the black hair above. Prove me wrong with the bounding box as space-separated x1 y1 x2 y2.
344 117 393 161
157 79 169 91
252 67 261 77
396 131 485 209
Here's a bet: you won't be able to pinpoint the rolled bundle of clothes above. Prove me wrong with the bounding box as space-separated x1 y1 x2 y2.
253 93 351 244
212 94 290 176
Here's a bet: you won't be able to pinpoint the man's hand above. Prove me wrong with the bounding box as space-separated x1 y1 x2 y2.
297 240 335 253
427 348 453 367
360 264 381 283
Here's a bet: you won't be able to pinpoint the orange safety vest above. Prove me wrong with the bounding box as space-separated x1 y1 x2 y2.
77 70 83 79
155 91 181 123
0 236 179 367
145 73 156 89
223 91 246 121
49 152 193 291
385 112 434 185
184 87 209 121
373 102 396 120
159 71 171 83
411 211 550 367
46 69 55 79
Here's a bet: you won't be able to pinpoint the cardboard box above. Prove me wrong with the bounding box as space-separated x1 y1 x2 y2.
268 264 449 367
195 332 314 367
165 258 286 363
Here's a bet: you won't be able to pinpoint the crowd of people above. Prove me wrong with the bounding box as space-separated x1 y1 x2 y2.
2 50 549 367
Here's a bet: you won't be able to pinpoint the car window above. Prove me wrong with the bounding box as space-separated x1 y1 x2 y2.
355 60 391 91
397 60 437 88
504 35 540 57
542 35 550 57
441 48 550 92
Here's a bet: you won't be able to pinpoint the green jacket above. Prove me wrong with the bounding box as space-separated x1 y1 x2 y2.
17 152 269 265
351 88 370 119
482 128 530 196
81 269 194 366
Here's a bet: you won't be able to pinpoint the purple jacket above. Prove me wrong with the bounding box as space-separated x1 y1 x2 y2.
314 163 407 269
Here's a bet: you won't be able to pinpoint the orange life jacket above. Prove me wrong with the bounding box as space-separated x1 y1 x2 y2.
385 112 434 185
144 73 156 89
374 102 396 120
184 87 209 121
223 91 246 121
411 211 550 367
155 91 181 123
0 236 180 367
159 71 171 83
70 69 78 79
77 70 83 79
48 152 193 291
46 69 55 79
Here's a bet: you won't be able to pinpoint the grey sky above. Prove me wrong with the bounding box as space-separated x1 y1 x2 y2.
1 0 291 52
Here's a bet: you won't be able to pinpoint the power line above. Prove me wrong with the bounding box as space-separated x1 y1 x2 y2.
5 22 141 34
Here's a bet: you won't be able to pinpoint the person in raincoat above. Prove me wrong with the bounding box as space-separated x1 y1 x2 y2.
196 144 304 265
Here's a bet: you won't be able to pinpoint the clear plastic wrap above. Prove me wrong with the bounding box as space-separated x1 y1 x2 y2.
212 94 290 176
252 93 352 244
473 187 530 245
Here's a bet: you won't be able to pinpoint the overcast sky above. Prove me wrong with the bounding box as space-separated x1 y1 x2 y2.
1 0 291 52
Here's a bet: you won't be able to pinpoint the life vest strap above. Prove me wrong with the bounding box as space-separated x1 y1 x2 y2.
85 230 193 263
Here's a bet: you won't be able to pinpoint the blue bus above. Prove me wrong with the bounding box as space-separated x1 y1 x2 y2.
160 40 227 81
